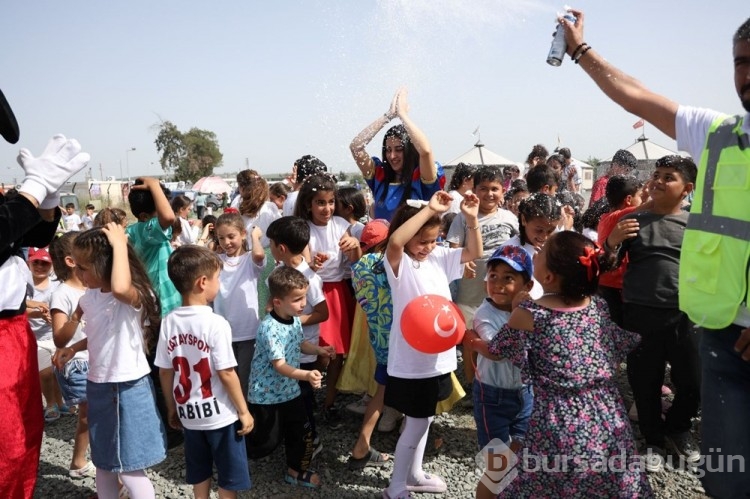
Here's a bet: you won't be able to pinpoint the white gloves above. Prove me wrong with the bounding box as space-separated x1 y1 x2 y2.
18 134 90 208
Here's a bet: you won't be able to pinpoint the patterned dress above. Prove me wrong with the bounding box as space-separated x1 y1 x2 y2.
488 296 653 498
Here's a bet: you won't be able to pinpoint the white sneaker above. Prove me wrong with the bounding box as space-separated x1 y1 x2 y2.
643 445 666 473
377 406 403 433
346 394 371 415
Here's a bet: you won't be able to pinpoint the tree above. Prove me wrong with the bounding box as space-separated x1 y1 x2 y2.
585 156 602 169
154 120 223 182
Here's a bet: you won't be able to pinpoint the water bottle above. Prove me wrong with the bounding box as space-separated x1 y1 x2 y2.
547 12 576 66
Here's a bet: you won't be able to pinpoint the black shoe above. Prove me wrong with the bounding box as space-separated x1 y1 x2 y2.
323 407 343 429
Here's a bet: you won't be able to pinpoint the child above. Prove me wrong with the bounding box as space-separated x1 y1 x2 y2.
269 181 291 211
462 245 534 451
212 212 266 402
49 233 94 479
504 181 529 217
294 173 361 427
611 155 700 472
283 155 328 217
265 216 329 455
596 175 644 326
483 231 652 497
525 163 559 195
247 266 334 489
197 214 218 252
446 162 476 214
26 246 64 421
63 202 83 232
94 206 128 228
382 190 482 498
127 177 180 316
156 245 253 498
335 186 368 239
170 194 196 246
81 204 96 230
502 192 562 299
54 223 166 498
347 219 393 469
234 169 280 246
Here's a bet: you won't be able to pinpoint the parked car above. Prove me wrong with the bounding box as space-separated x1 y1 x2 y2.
169 190 222 211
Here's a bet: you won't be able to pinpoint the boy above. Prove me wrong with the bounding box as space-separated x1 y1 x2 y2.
156 245 253 498
525 163 559 195
597 175 644 326
126 177 180 317
81 204 96 230
609 155 700 472
265 216 329 449
247 266 334 489
448 165 518 385
62 203 83 232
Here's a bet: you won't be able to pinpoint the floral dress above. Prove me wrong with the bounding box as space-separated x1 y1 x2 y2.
488 296 653 498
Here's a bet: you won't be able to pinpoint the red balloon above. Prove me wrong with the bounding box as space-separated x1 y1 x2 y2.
401 294 466 354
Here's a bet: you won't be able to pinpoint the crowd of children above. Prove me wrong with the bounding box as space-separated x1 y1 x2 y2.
25 129 703 499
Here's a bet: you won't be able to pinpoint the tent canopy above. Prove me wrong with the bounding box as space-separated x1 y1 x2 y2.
444 143 516 167
603 136 678 161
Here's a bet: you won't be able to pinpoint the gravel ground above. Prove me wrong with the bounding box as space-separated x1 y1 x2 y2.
35 358 709 498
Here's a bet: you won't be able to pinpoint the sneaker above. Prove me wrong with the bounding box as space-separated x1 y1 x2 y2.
377 406 403 433
643 445 666 473
665 431 700 464
69 461 96 479
323 407 343 430
346 395 371 415
312 437 323 460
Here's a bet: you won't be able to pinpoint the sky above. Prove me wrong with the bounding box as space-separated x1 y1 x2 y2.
0 1 745 184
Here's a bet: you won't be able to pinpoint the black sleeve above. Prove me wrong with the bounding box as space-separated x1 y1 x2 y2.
0 194 60 254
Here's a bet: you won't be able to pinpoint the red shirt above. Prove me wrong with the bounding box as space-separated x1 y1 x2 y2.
597 206 638 289
589 176 609 208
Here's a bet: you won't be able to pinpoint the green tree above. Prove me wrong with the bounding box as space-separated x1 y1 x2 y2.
154 121 223 182
585 156 602 169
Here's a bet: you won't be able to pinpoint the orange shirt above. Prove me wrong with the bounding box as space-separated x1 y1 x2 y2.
597 206 638 289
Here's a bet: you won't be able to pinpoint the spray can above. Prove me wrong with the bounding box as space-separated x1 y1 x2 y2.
547 12 576 66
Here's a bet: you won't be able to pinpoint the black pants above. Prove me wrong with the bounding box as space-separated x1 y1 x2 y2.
623 303 701 447
598 285 624 327
247 396 314 472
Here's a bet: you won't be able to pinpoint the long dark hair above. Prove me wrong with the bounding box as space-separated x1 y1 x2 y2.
544 231 615 302
380 125 421 206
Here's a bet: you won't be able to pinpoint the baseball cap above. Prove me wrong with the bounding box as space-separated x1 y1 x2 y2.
486 245 533 279
360 219 390 252
28 247 52 263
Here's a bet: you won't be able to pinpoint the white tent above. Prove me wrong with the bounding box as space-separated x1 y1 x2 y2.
444 142 516 167
598 136 681 179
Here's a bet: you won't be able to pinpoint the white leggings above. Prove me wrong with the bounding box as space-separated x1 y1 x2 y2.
386 415 433 495
95 468 155 499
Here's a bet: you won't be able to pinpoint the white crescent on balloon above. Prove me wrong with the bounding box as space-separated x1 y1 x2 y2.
433 306 458 338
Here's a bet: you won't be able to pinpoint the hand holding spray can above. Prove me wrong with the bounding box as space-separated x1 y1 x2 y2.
547 9 576 66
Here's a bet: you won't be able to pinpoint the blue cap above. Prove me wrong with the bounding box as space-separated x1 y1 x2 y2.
486 245 534 278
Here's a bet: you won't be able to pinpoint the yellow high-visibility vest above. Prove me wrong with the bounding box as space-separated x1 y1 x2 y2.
679 114 750 328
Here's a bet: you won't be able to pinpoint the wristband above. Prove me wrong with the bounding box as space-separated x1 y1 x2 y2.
570 42 588 60
574 45 592 64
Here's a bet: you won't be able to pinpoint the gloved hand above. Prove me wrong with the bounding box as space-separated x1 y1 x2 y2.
18 134 90 206
40 190 61 210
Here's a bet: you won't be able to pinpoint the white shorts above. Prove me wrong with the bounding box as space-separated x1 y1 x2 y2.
37 339 56 371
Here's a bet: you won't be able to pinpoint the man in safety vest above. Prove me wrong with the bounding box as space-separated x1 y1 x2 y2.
559 9 750 498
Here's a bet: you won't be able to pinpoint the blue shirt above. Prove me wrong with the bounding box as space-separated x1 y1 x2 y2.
248 311 303 404
366 157 445 220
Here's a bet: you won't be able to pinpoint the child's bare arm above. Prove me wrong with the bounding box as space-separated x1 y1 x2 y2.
271 358 324 388
216 368 254 435
463 329 501 361
158 368 182 430
135 177 175 230
250 226 265 265
53 305 84 349
300 300 328 326
53 337 87 369
102 222 140 306
459 192 483 263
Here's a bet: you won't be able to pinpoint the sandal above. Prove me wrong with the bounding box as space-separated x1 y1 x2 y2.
59 404 79 416
284 469 321 489
348 446 390 470
44 404 61 422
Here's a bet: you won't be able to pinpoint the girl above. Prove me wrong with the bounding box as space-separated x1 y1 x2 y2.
269 181 291 211
294 173 361 427
54 223 166 499
349 87 445 220
49 232 94 479
504 181 529 217
482 231 652 497
196 214 218 252
335 186 368 239
233 169 280 246
212 212 266 401
382 190 482 499
446 162 476 214
94 206 129 228
502 192 562 299
170 194 196 246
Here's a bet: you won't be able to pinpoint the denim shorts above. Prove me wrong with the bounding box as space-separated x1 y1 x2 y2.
184 420 251 491
87 374 167 472
54 359 88 406
472 380 534 449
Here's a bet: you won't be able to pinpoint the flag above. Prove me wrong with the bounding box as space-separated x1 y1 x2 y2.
472 126 480 136
632 119 645 129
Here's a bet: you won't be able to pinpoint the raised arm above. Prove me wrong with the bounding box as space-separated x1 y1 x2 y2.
563 9 679 139
103 222 140 306
349 90 399 178
395 88 437 183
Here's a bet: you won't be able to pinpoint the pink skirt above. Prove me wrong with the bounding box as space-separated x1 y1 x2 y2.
319 281 355 355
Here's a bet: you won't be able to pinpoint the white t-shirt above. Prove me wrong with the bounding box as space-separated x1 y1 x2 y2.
49 282 88 362
155 306 238 430
287 260 326 364
447 190 463 214
28 279 60 341
0 256 30 311
63 213 82 232
473 299 523 389
500 235 543 300
214 252 265 342
242 201 281 249
176 217 196 246
282 190 299 217
675 105 750 326
307 216 352 282
79 289 151 383
385 246 463 378
81 213 96 230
